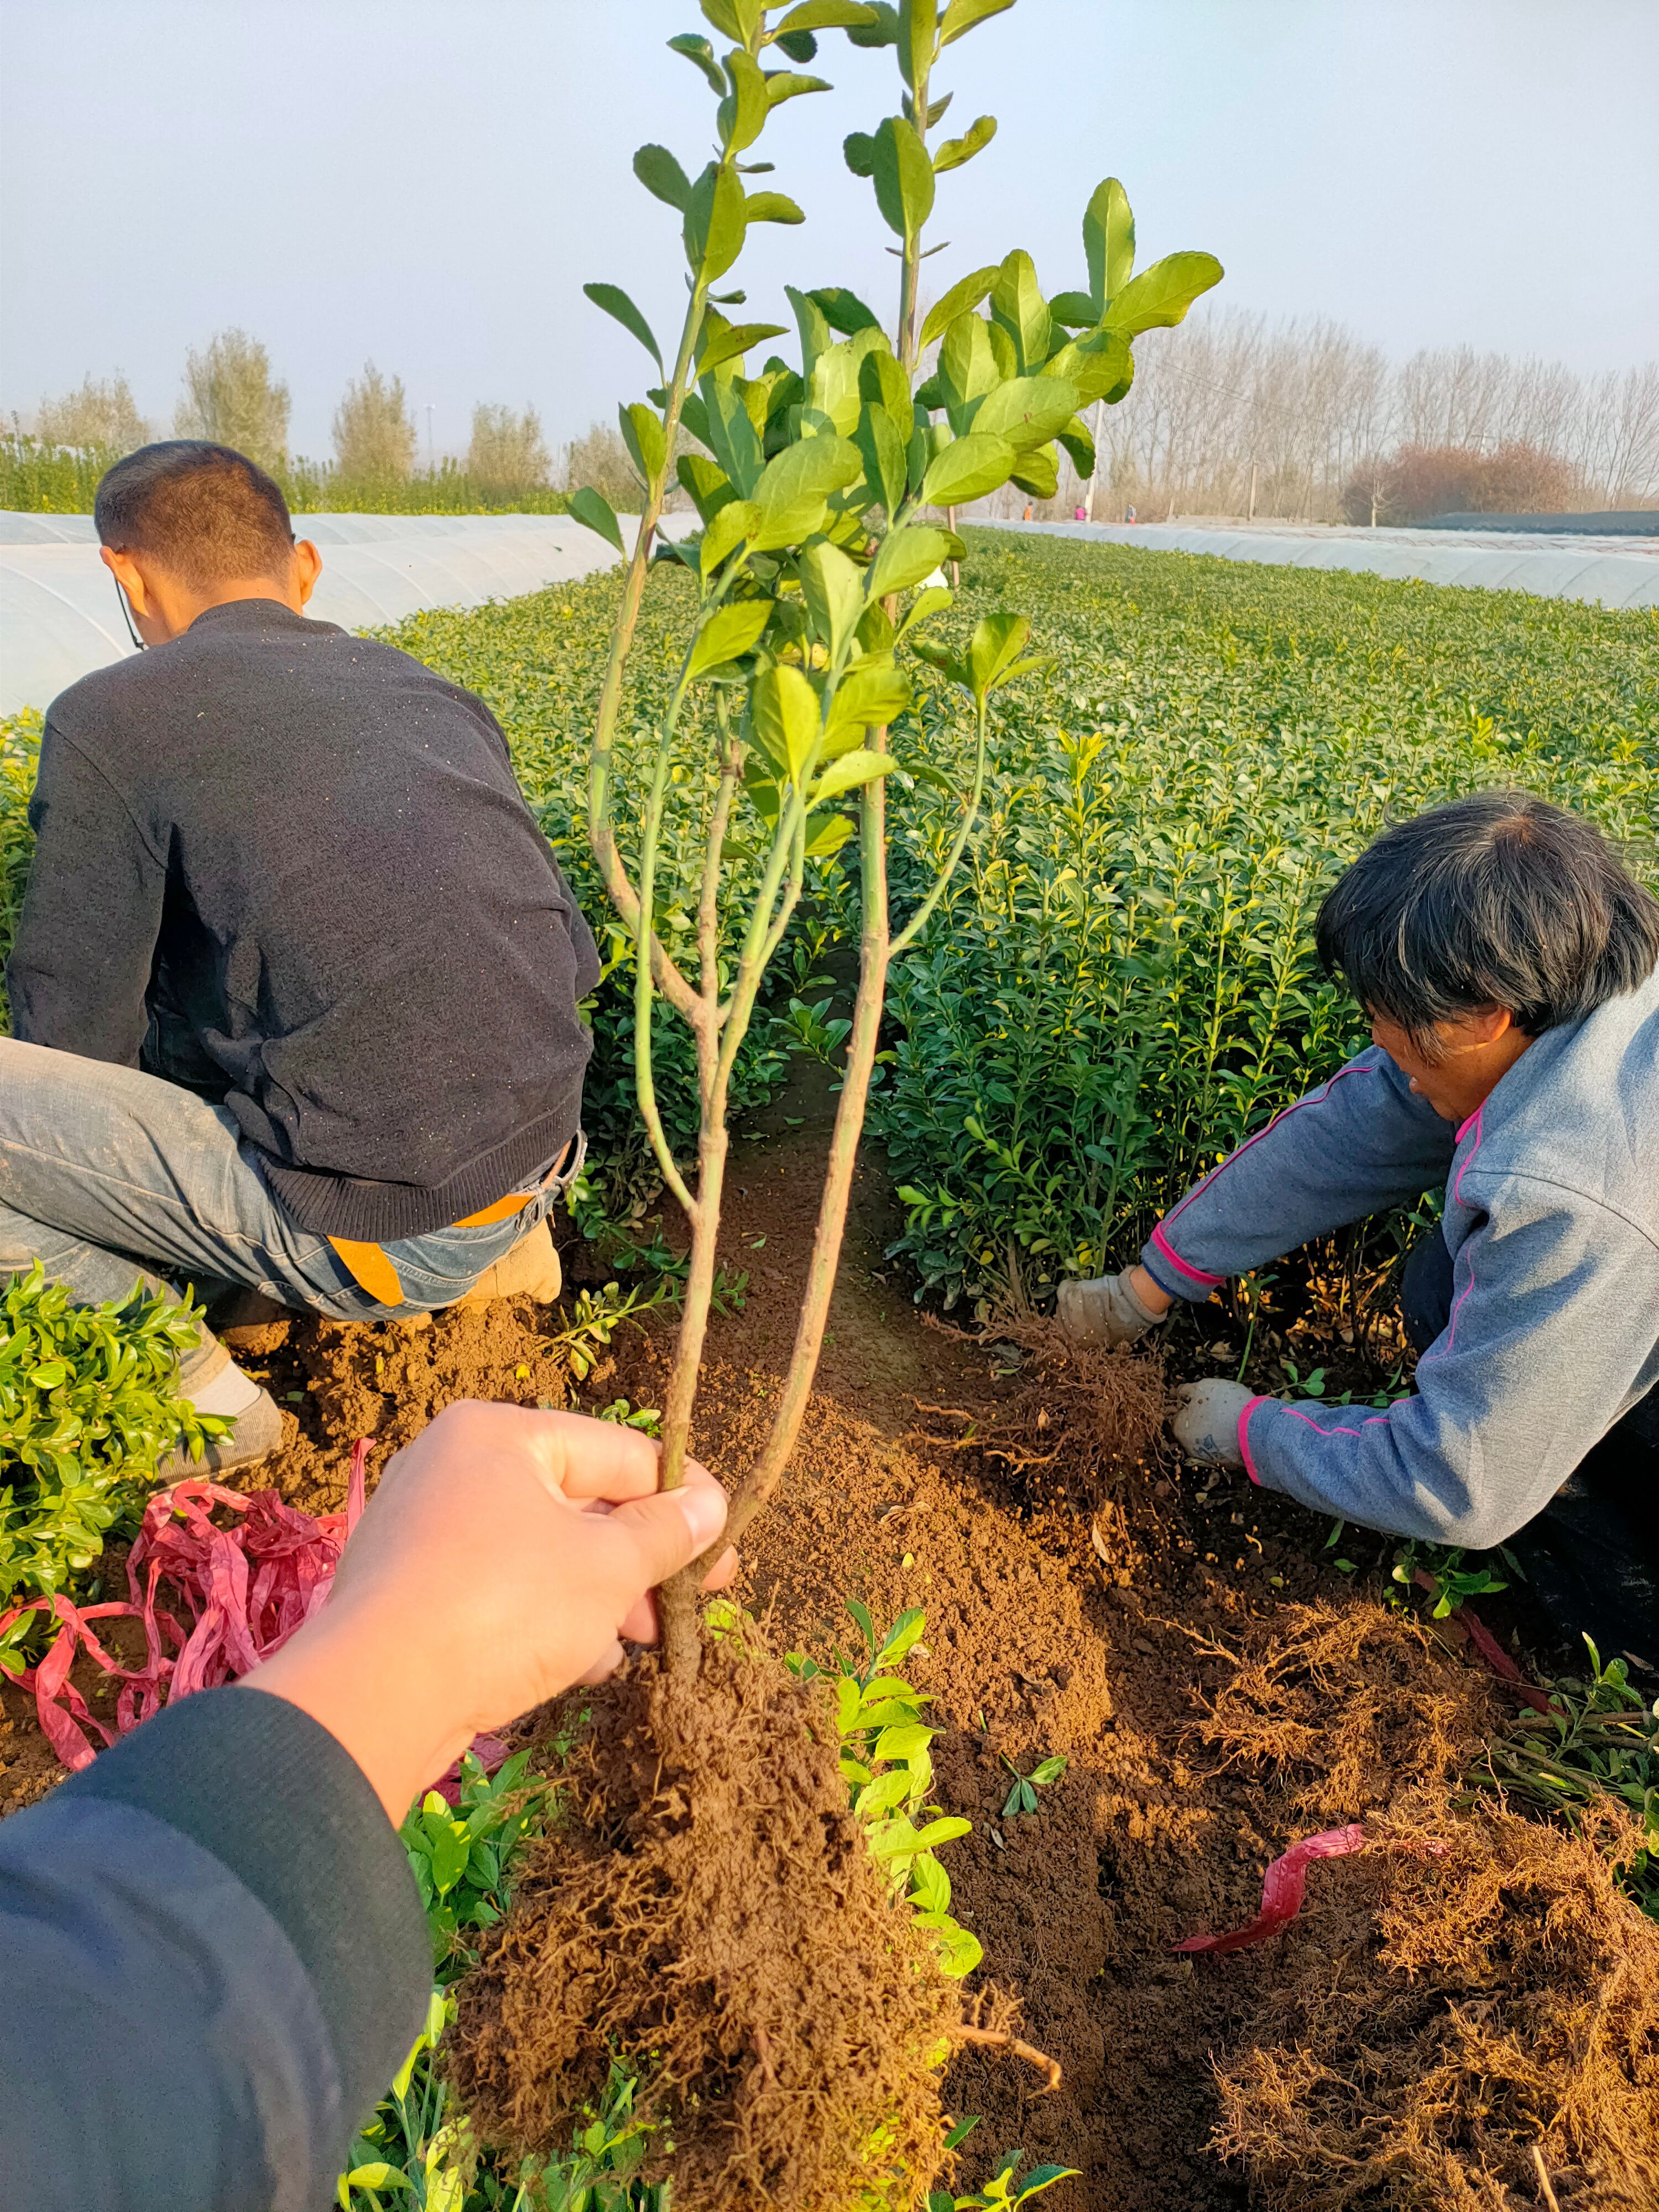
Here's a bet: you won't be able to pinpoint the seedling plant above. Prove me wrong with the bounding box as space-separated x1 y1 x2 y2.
999 1751 1066 1820
565 0 1220 1669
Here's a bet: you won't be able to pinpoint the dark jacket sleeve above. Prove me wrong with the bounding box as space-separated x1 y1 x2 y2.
7 717 165 1063
0 1686 430 2212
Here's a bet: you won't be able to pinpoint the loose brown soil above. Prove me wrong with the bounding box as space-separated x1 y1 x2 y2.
4 1041 1655 2205
451 1641 968 2212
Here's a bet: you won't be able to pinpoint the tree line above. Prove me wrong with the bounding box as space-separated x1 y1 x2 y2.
14 330 634 510
962 310 1659 525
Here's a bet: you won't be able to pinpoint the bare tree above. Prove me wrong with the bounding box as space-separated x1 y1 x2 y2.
332 362 417 481
174 330 290 473
467 403 550 496
36 373 149 454
560 420 639 510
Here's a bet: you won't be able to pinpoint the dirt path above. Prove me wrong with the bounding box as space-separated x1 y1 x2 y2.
0 1054 1515 2204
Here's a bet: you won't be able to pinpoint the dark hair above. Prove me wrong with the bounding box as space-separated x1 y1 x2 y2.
1316 790 1659 1055
94 441 294 589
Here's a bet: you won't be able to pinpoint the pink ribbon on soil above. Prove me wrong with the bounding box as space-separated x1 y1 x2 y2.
1172 1824 1369 1954
2 1436 511 1793
1413 1571 1553 1715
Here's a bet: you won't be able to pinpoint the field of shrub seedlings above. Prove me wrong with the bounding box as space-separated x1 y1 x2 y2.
4 531 1658 2208
6 0 1659 2198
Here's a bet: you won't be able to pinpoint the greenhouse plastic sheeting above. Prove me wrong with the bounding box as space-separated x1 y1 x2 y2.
987 518 1659 611
0 511 656 717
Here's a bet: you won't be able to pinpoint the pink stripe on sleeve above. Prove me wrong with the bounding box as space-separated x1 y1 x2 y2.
1238 1395 1268 1484
1150 1222 1225 1289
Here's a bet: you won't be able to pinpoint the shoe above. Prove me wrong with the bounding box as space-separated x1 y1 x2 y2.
158 1386 286 1480
456 1220 563 1307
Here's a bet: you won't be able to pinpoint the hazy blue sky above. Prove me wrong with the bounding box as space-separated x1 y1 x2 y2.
4 1 1656 461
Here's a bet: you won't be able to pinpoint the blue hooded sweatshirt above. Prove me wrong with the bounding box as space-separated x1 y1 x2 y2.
1140 963 1659 1548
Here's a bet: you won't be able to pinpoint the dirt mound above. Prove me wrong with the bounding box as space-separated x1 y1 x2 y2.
449 1639 964 2211
1213 1797 1659 2209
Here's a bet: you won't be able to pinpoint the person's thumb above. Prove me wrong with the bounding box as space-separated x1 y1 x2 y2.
607 1479 729 1597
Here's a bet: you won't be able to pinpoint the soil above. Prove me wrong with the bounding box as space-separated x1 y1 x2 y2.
3 1037 1651 2205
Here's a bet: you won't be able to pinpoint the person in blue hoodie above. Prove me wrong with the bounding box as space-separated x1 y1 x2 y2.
1060 791 1659 1663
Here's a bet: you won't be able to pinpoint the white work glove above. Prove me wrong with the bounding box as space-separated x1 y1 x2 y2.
1057 1267 1168 1348
1171 1378 1257 1467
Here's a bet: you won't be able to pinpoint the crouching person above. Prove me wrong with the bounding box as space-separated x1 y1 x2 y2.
1 441 599 1473
1061 792 1659 1663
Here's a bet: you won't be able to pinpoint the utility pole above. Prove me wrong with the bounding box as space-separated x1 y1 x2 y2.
1247 459 1258 522
425 404 436 474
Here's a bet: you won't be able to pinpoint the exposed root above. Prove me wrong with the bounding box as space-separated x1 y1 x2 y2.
1192 1600 1500 1818
448 1637 966 2211
919 1314 1170 1495
951 2026 1063 2095
1213 1794 1659 2209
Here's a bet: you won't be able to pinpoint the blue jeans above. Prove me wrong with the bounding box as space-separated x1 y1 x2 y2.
0 1039 567 1387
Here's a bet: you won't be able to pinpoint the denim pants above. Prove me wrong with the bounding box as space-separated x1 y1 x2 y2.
0 1038 566 1388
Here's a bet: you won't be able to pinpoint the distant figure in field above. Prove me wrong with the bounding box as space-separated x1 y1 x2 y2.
1 441 599 1475
1022 502 1034 522
1073 502 1087 521
1061 793 1659 1666
1124 503 1137 524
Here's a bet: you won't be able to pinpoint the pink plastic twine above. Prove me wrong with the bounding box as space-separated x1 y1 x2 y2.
0 1438 371 1771
1413 1569 1554 1715
1173 1824 1368 1954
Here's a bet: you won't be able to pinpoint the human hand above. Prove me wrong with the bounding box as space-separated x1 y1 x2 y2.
1057 1264 1172 1347
244 1401 736 1818
1170 1378 1256 1467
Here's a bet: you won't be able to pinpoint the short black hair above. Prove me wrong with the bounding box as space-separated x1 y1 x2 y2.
94 441 295 589
1316 790 1659 1054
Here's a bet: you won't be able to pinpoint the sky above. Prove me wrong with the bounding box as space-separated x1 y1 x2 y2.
4 0 1657 463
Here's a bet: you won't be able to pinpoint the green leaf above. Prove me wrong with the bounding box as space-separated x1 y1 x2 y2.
921 431 1015 507
684 161 749 281
1102 249 1224 336
990 249 1051 373
870 525 955 597
854 401 907 520
568 487 625 554
344 2164 401 2189
752 662 823 781
798 539 865 658
872 1718 932 1760
749 432 863 549
667 31 728 96
825 654 911 747
688 600 774 679
895 584 952 639
940 0 1014 43
872 115 936 242
925 1916 984 1976
933 113 995 173
836 1672 864 1734
1084 175 1135 312
584 281 664 372
745 190 807 225
971 375 1076 451
1055 412 1095 478
1029 1754 1068 1786
1015 2168 1084 2201
937 314 1003 437
918 265 1000 352
1046 326 1134 406
843 130 878 179
764 68 833 108
805 811 856 858
846 0 901 44
814 285 885 337
633 143 693 211
697 320 789 375
719 50 771 152
1046 289 1098 329
879 1605 927 1661
911 1814 972 1850
700 498 759 572
617 401 667 487
1009 441 1058 499
776 0 880 28
847 1596 878 1651
812 747 898 804
967 609 1032 701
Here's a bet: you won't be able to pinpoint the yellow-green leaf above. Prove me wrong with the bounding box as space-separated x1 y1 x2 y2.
752 662 822 781
688 601 774 679
811 747 898 804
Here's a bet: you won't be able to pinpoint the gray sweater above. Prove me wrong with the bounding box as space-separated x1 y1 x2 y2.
1140 964 1659 1548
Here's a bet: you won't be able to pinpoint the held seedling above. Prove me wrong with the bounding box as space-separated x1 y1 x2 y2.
567 0 1219 1668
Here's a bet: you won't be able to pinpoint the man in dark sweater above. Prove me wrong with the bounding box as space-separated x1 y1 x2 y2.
1 441 599 1467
